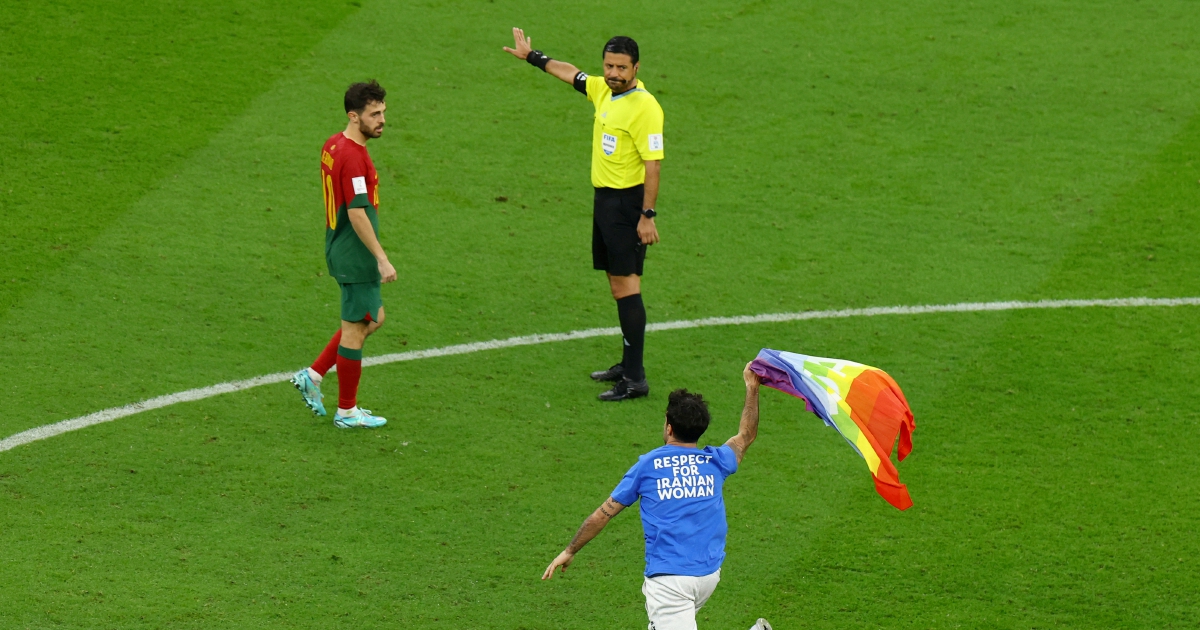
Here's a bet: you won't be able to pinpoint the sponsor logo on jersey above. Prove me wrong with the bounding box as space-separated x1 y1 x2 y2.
352 176 368 195
648 133 663 152
602 133 617 156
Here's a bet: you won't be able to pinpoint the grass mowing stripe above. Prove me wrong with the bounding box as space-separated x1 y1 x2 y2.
3 296 1196 455
0 1 358 318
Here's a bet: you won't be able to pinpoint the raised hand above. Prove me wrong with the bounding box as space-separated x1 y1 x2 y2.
502 27 533 59
743 361 761 390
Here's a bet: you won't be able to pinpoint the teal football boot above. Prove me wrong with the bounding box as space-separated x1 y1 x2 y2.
290 368 327 416
333 407 387 429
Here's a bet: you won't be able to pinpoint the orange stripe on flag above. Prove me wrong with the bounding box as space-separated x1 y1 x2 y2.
846 369 915 510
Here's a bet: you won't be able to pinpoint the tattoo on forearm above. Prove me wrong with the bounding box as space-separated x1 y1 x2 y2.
600 498 623 519
566 500 622 554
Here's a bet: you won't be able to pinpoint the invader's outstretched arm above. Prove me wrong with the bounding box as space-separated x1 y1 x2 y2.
541 496 626 580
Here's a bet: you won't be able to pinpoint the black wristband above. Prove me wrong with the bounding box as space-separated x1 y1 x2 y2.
526 50 552 71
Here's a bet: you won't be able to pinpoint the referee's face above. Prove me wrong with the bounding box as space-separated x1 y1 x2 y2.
602 52 638 94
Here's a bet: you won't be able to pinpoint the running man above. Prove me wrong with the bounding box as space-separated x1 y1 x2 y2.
542 364 773 630
504 29 663 401
291 80 395 429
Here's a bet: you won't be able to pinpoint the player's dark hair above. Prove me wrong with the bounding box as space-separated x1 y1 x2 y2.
344 80 387 113
666 389 710 443
603 36 639 64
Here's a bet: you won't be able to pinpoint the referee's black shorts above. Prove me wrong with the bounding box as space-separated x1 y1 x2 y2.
592 184 646 277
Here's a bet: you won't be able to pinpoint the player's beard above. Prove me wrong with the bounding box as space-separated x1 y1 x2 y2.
360 120 383 139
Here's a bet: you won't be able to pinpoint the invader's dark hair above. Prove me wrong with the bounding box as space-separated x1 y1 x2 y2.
666 389 710 443
345 80 387 114
603 36 639 65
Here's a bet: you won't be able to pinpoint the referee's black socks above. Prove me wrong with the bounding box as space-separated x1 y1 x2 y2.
617 293 647 381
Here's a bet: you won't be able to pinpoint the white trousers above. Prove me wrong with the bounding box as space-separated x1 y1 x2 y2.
642 570 721 630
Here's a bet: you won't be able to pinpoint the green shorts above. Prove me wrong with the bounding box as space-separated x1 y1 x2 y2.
339 281 382 322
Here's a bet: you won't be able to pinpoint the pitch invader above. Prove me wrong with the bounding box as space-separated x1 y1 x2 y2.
504 29 664 401
542 365 773 630
291 81 395 429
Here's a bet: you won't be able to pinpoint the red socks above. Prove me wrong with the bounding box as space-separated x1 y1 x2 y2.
311 329 343 376
336 345 363 410
312 330 364 410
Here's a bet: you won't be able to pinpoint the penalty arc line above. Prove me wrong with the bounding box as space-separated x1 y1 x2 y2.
2 296 1197 454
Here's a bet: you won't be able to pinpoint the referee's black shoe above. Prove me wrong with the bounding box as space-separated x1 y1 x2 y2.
590 363 625 382
598 377 649 402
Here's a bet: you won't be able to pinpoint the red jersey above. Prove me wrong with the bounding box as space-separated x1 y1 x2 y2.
320 132 381 283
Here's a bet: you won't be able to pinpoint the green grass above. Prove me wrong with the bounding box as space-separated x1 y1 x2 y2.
2 0 1199 627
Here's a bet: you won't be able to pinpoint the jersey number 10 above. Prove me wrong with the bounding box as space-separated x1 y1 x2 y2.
322 173 337 229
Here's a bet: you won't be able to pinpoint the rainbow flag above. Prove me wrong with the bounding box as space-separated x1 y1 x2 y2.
750 349 916 510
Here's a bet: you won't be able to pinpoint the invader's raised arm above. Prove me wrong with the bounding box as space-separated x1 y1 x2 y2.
724 363 761 464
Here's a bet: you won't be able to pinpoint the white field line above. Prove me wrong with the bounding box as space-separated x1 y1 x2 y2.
2 296 1197 454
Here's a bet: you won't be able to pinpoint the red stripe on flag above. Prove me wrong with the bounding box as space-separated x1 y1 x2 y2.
845 369 916 510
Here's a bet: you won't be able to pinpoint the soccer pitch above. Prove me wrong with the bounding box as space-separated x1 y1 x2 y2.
2 0 1199 627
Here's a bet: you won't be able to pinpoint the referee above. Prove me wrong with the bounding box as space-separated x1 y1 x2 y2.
504 28 664 402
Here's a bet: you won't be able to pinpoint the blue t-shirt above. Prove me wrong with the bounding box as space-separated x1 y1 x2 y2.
612 444 739 577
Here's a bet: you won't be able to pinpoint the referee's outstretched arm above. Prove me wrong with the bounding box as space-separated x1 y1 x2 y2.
503 27 581 84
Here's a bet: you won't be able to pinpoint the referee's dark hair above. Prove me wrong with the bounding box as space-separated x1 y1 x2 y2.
666 389 711 443
603 36 639 64
345 80 387 114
